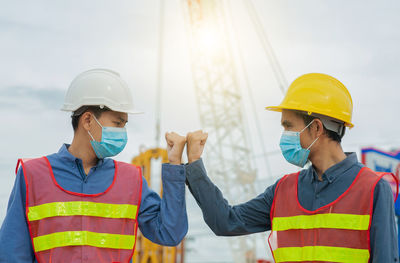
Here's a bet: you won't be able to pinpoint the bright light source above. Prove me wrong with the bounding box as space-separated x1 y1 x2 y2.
197 26 223 56
199 28 218 48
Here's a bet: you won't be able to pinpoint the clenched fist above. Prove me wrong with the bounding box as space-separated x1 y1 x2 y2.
186 130 208 163
165 132 187 165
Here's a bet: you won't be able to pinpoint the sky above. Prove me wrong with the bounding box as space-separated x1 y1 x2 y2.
1 0 400 262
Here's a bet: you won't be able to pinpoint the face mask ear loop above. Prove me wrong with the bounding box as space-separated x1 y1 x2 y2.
87 114 103 142
300 119 315 134
300 119 319 150
307 136 319 150
87 131 96 142
92 115 104 128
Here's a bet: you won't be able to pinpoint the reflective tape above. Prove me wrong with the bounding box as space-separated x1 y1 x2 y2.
33 231 135 252
272 213 370 231
28 201 137 221
273 246 369 263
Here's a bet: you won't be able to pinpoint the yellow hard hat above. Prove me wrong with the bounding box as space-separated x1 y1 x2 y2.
266 73 354 128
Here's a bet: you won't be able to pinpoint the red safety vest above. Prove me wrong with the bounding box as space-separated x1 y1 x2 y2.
17 157 142 263
268 167 398 263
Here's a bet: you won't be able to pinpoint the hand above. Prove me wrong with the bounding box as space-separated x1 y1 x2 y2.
186 130 208 163
165 132 187 165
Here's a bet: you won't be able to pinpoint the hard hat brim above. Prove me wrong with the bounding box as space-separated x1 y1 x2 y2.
124 110 145 115
265 105 283 112
61 105 144 115
265 105 354 129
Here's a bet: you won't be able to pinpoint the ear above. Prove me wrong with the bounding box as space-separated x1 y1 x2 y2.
313 118 324 137
80 112 93 132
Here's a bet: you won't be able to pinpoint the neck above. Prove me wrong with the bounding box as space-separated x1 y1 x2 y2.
68 131 98 174
310 140 347 181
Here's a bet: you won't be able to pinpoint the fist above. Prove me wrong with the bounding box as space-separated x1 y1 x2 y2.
165 132 187 165
186 130 208 163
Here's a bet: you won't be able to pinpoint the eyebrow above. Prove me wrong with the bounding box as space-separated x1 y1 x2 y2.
118 117 128 123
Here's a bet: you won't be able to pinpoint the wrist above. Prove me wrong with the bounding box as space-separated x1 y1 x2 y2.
169 160 182 165
188 157 200 163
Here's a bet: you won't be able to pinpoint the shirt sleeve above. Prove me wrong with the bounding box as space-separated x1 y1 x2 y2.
0 167 35 262
394 193 400 216
370 178 399 263
185 158 277 236
137 163 188 246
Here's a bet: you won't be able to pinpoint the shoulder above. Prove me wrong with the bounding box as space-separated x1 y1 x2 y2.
264 172 299 201
16 157 48 173
374 176 394 198
276 171 300 188
115 160 139 168
371 177 396 219
359 167 393 187
114 160 142 176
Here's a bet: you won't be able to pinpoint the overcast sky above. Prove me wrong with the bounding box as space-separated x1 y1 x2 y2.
1 0 400 261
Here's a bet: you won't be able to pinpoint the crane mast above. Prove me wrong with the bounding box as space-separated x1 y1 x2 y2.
183 0 258 262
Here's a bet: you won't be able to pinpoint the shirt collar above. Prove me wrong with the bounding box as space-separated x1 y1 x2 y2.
310 152 358 183
57 144 104 167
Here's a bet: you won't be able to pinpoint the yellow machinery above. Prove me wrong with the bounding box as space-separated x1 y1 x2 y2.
132 148 185 263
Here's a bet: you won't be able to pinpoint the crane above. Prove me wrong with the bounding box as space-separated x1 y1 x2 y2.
132 0 287 261
182 0 288 261
131 1 185 261
182 0 258 262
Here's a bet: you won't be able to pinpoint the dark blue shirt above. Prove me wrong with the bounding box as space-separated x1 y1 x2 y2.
186 153 398 262
0 144 187 263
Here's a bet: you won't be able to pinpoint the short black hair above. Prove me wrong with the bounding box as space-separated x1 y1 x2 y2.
71 106 111 132
293 110 344 143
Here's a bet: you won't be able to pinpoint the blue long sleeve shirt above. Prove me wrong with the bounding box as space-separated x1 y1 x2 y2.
186 153 399 262
0 144 187 263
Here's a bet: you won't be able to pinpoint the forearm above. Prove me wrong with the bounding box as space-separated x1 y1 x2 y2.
186 159 271 236
138 164 187 246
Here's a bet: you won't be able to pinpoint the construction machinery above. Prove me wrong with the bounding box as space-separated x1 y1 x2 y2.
133 0 286 261
182 0 258 262
181 0 287 261
132 148 185 263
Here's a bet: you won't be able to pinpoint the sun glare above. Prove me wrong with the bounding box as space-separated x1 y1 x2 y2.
196 26 223 56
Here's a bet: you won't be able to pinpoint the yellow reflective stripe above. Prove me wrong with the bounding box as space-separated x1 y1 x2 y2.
33 231 135 252
274 246 369 263
272 213 370 231
28 201 137 221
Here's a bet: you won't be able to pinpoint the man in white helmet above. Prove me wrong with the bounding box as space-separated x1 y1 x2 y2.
0 69 188 263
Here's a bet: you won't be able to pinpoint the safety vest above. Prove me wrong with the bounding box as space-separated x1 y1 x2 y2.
17 157 142 263
268 167 398 263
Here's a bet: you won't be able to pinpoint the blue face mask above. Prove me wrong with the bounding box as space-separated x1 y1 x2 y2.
88 116 128 159
279 120 319 168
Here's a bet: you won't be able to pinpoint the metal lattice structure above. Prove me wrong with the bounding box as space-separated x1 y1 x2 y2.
183 0 258 262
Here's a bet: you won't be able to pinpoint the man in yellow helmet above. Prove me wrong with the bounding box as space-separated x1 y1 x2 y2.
185 73 398 262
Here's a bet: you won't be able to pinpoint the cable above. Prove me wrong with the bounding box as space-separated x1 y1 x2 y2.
243 0 288 95
155 0 165 147
225 0 273 178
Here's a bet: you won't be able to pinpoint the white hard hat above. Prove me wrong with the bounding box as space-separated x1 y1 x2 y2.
61 68 143 114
